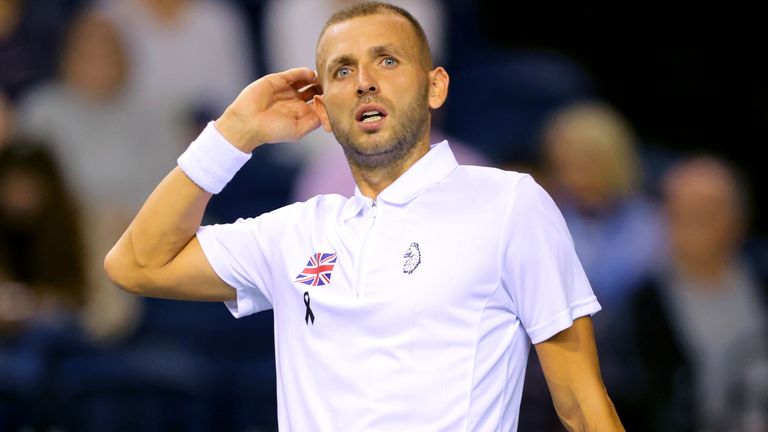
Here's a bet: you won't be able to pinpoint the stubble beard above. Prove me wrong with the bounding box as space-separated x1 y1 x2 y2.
329 85 430 171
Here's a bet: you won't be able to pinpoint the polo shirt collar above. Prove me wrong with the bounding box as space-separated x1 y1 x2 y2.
341 140 457 220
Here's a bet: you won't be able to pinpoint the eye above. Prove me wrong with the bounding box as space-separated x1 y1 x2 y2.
381 57 398 67
335 66 352 79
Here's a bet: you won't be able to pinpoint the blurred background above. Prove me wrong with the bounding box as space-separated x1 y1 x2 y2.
1 0 766 431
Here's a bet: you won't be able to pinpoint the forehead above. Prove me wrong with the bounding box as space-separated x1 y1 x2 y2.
317 13 420 67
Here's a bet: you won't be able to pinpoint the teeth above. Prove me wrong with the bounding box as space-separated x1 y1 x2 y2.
360 110 383 122
362 115 382 123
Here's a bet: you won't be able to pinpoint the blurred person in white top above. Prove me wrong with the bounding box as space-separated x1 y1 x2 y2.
100 0 253 123
17 11 180 343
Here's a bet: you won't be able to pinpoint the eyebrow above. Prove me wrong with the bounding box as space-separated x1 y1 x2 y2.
326 54 355 75
325 44 404 75
368 44 402 58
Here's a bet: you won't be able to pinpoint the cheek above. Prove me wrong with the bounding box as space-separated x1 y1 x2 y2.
321 90 351 121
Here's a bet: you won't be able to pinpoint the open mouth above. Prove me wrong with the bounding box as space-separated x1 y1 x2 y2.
360 111 384 123
355 104 388 124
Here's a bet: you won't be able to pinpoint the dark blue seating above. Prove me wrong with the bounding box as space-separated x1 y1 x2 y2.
443 50 596 165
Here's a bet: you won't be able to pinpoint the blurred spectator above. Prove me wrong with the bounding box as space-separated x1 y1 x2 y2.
16 10 184 342
631 156 768 432
518 100 665 430
0 140 88 430
0 141 87 336
261 0 449 167
100 0 254 122
445 50 596 168
539 100 665 308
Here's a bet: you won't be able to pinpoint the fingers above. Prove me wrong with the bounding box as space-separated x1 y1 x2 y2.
277 67 317 85
296 111 322 136
296 83 322 102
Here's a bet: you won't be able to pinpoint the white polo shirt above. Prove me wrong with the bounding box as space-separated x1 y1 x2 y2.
197 141 601 431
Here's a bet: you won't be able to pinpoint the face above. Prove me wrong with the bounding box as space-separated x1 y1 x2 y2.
62 15 127 101
544 130 613 208
314 13 448 169
664 167 742 263
0 169 47 224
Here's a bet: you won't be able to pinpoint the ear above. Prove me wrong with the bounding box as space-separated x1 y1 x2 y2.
427 67 449 110
312 94 332 132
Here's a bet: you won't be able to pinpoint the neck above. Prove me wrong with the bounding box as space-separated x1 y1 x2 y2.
350 140 430 199
673 253 732 284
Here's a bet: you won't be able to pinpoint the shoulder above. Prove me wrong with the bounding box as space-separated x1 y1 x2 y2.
18 82 64 114
450 165 533 194
16 83 68 136
441 165 556 219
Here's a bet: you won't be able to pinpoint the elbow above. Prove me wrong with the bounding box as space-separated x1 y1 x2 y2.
103 246 145 296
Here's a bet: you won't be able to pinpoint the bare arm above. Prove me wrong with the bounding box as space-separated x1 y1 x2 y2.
104 67 321 301
534 316 625 431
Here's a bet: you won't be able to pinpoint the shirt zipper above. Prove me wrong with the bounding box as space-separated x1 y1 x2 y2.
355 199 377 297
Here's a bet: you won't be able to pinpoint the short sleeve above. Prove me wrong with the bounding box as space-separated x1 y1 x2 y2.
500 175 601 344
197 216 278 318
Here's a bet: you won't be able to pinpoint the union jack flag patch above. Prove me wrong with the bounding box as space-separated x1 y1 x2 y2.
294 252 337 286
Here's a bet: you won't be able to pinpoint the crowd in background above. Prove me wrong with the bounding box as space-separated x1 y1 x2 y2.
1 0 766 431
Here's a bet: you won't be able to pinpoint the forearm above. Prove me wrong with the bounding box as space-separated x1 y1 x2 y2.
104 67 319 295
129 167 211 267
105 114 255 285
536 318 625 432
105 168 211 287
554 385 624 432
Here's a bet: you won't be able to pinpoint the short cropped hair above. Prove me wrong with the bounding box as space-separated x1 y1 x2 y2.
316 1 433 72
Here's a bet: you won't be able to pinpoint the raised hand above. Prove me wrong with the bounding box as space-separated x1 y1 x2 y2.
215 67 323 153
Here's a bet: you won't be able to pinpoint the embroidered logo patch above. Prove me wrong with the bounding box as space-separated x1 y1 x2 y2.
295 252 337 286
402 242 421 274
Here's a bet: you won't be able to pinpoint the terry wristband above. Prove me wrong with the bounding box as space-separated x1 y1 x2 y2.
177 121 252 194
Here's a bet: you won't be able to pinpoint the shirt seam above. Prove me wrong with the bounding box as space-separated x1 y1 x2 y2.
496 173 531 316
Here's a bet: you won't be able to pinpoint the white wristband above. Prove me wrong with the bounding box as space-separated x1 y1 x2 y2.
177 121 252 194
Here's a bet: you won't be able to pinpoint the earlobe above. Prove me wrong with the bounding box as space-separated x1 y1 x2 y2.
312 95 333 132
428 67 449 110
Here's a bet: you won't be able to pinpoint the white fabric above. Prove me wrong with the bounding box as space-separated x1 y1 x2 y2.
177 121 251 194
197 141 600 431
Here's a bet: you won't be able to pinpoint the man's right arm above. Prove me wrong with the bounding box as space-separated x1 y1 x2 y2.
104 67 321 301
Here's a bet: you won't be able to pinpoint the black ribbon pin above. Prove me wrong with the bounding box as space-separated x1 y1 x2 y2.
304 291 315 325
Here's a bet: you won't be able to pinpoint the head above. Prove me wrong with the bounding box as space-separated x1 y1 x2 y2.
541 101 640 210
140 0 187 24
61 11 129 102
0 0 21 41
0 141 72 227
662 156 748 271
312 2 449 170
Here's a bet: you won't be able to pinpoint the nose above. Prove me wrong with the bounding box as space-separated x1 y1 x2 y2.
356 66 378 96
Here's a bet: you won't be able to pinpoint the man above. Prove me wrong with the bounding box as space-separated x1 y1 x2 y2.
105 2 624 430
631 156 768 431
